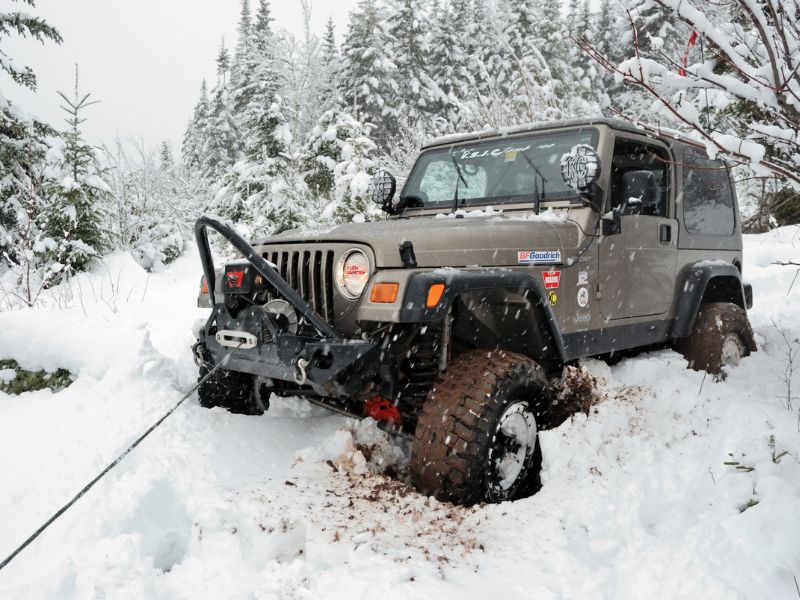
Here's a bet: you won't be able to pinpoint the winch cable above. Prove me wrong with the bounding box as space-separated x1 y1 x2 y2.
0 344 241 573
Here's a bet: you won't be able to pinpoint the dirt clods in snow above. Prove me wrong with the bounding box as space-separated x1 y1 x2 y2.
546 364 602 426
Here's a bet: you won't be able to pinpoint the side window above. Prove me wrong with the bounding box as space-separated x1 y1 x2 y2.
610 138 670 217
418 161 487 204
683 148 735 235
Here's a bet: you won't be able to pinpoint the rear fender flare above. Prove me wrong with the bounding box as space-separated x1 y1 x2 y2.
398 269 567 361
671 262 748 339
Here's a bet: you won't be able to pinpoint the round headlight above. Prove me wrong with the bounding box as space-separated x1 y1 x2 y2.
336 250 370 299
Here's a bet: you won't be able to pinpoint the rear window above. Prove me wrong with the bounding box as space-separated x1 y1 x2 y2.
683 147 736 235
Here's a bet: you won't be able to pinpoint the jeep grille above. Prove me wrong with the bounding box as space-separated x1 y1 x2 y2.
264 249 336 322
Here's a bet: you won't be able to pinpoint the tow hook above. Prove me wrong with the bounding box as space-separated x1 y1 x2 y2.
293 357 310 385
193 343 207 368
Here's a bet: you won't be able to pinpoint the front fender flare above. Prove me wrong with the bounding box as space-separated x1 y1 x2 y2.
398 269 568 361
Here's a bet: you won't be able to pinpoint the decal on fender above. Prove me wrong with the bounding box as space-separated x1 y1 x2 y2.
518 249 562 264
542 270 561 290
577 270 589 286
548 291 558 306
577 286 589 308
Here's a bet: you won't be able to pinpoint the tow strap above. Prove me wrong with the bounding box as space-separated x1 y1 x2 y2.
0 350 236 572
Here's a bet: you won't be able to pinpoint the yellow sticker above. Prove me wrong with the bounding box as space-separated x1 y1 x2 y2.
504 151 518 162
548 290 558 306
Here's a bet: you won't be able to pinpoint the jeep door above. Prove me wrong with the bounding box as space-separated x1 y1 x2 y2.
597 135 677 320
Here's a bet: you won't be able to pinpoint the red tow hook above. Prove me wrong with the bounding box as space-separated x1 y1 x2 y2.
363 396 402 428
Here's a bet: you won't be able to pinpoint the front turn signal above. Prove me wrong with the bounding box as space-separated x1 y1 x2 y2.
370 282 399 303
426 283 446 308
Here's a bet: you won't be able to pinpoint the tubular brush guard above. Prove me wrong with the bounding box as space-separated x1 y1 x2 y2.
194 216 378 398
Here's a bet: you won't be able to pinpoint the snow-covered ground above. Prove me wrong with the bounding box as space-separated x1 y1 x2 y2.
1 229 799 599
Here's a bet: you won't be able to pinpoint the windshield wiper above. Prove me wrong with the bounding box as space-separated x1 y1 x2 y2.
521 152 547 212
451 154 469 214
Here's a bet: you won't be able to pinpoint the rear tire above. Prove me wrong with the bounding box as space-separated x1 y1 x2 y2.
676 302 755 375
198 365 265 415
410 349 547 506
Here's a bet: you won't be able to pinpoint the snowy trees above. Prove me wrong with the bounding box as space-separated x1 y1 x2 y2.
580 0 800 186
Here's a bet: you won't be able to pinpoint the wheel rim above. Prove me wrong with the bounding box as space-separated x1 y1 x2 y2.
721 334 744 367
488 401 537 497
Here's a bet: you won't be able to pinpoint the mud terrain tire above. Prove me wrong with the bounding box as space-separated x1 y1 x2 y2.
676 302 755 375
198 365 264 415
410 349 547 506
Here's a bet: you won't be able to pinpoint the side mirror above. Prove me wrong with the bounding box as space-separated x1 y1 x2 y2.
620 170 657 215
560 144 601 192
370 170 397 212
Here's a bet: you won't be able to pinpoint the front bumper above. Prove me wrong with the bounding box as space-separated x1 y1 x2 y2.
195 217 377 397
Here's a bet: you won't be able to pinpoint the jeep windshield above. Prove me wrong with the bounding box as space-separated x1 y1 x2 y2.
400 128 599 211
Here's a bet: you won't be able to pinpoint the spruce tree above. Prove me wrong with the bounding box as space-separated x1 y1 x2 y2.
387 0 429 126
427 2 463 131
44 66 109 278
332 116 381 224
319 17 342 104
181 79 209 175
202 39 239 181
0 1 63 304
341 0 399 150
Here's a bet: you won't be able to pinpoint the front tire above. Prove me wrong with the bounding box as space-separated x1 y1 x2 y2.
410 349 547 506
198 364 265 415
676 302 755 375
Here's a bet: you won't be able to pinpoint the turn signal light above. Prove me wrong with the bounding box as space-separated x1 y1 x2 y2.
370 282 399 303
200 276 209 295
426 283 446 308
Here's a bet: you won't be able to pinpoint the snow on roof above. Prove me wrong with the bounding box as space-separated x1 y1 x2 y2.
422 118 665 149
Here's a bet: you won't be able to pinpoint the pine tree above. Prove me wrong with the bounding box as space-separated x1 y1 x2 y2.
331 116 381 224
341 0 399 150
181 79 210 175
387 0 429 126
0 1 63 305
319 17 342 105
202 39 239 181
43 66 109 278
159 142 174 170
427 1 463 131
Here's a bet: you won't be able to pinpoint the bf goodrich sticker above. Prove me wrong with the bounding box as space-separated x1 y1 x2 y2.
577 286 589 308
518 250 562 264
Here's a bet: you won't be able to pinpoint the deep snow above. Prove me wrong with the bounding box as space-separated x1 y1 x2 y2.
0 230 799 599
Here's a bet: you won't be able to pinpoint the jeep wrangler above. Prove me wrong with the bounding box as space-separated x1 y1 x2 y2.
193 118 756 506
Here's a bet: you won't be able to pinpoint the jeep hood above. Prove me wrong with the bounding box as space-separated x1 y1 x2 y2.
256 215 581 268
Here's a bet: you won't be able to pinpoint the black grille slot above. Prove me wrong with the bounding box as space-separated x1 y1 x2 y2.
263 249 335 323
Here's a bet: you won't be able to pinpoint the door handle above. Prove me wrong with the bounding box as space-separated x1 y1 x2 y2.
659 223 672 243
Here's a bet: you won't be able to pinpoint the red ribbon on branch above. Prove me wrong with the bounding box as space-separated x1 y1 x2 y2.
679 31 698 76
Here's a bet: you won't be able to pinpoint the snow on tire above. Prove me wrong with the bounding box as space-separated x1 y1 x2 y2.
676 302 756 375
410 349 547 506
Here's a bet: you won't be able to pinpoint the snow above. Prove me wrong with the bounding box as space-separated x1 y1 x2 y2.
0 229 799 598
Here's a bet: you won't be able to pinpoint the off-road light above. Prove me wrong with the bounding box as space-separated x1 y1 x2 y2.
370 282 399 303
426 283 446 308
336 249 370 299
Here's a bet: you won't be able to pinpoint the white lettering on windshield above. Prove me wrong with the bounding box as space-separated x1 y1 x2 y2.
456 145 532 161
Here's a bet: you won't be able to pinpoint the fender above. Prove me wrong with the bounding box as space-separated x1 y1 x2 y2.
398 269 568 361
671 262 749 339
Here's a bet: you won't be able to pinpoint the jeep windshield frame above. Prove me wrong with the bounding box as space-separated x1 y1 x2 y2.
399 127 600 213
